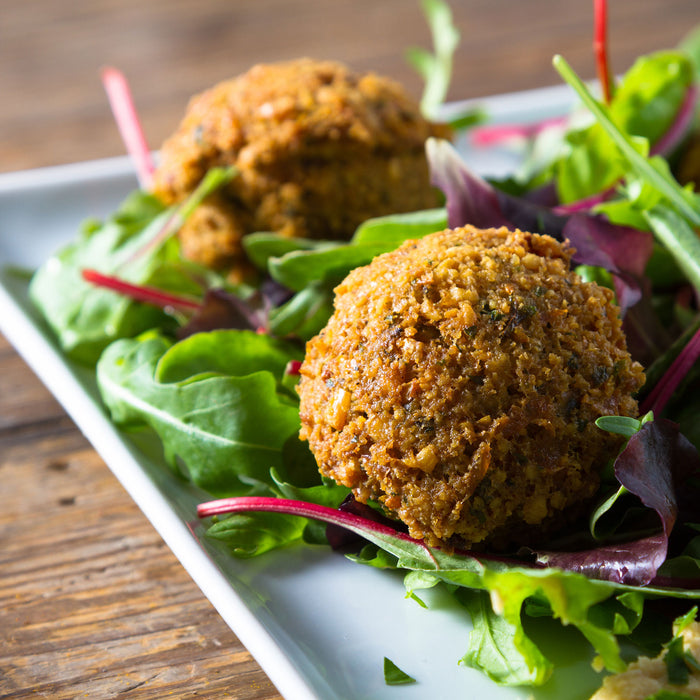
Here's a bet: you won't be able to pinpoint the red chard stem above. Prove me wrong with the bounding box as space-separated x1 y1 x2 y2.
197 496 403 536
285 360 302 375
197 496 438 565
594 0 613 104
82 268 202 312
641 325 700 416
101 66 155 191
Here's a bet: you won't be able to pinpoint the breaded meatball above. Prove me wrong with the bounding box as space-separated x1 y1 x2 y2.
153 58 449 281
297 226 645 548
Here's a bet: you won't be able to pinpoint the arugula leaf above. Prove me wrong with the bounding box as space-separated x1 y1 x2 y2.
596 413 654 438
267 281 335 340
661 608 700 687
553 54 700 292
96 331 306 495
666 634 692 685
271 469 349 507
30 172 233 365
30 191 175 363
588 590 646 637
674 607 699 637
242 232 328 271
645 207 700 295
260 209 446 338
351 207 447 246
480 567 627 674
406 0 460 120
269 243 383 292
458 589 550 686
262 208 445 294
206 511 309 558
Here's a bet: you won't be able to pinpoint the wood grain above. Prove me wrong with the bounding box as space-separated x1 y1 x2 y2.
0 331 281 699
1 1 698 698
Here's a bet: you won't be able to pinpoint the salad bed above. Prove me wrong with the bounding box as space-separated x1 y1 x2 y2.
23 1 700 694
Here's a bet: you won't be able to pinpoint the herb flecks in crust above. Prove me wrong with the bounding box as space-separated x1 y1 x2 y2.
152 58 450 282
297 225 645 548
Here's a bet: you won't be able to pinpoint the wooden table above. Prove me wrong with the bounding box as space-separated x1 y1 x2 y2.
1 1 698 697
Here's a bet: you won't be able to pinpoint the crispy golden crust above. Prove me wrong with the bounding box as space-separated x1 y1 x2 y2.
152 58 449 279
297 226 645 548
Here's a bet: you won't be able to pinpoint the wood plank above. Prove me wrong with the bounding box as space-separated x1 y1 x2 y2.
0 339 281 699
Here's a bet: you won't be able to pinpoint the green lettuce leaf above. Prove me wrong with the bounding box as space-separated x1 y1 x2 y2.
206 511 309 558
30 170 233 365
30 191 174 363
406 0 460 120
459 589 550 686
268 208 447 292
383 657 417 685
553 51 695 204
96 330 306 495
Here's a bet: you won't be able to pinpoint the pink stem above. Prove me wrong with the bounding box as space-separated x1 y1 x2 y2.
641 325 700 416
552 184 617 215
470 116 567 148
197 496 406 538
120 208 183 268
101 66 156 190
285 359 302 375
197 496 436 563
82 268 201 312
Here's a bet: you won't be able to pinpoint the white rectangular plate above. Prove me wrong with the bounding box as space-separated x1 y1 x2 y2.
0 84 607 699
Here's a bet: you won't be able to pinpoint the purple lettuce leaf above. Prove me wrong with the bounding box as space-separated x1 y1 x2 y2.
426 138 511 229
178 278 293 339
619 288 675 368
534 419 700 586
426 137 653 313
562 213 653 310
535 534 667 586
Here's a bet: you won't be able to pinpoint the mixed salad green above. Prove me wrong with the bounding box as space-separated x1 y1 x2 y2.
27 0 700 693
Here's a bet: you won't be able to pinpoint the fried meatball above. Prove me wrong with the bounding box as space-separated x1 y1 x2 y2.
152 58 449 281
297 226 645 548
